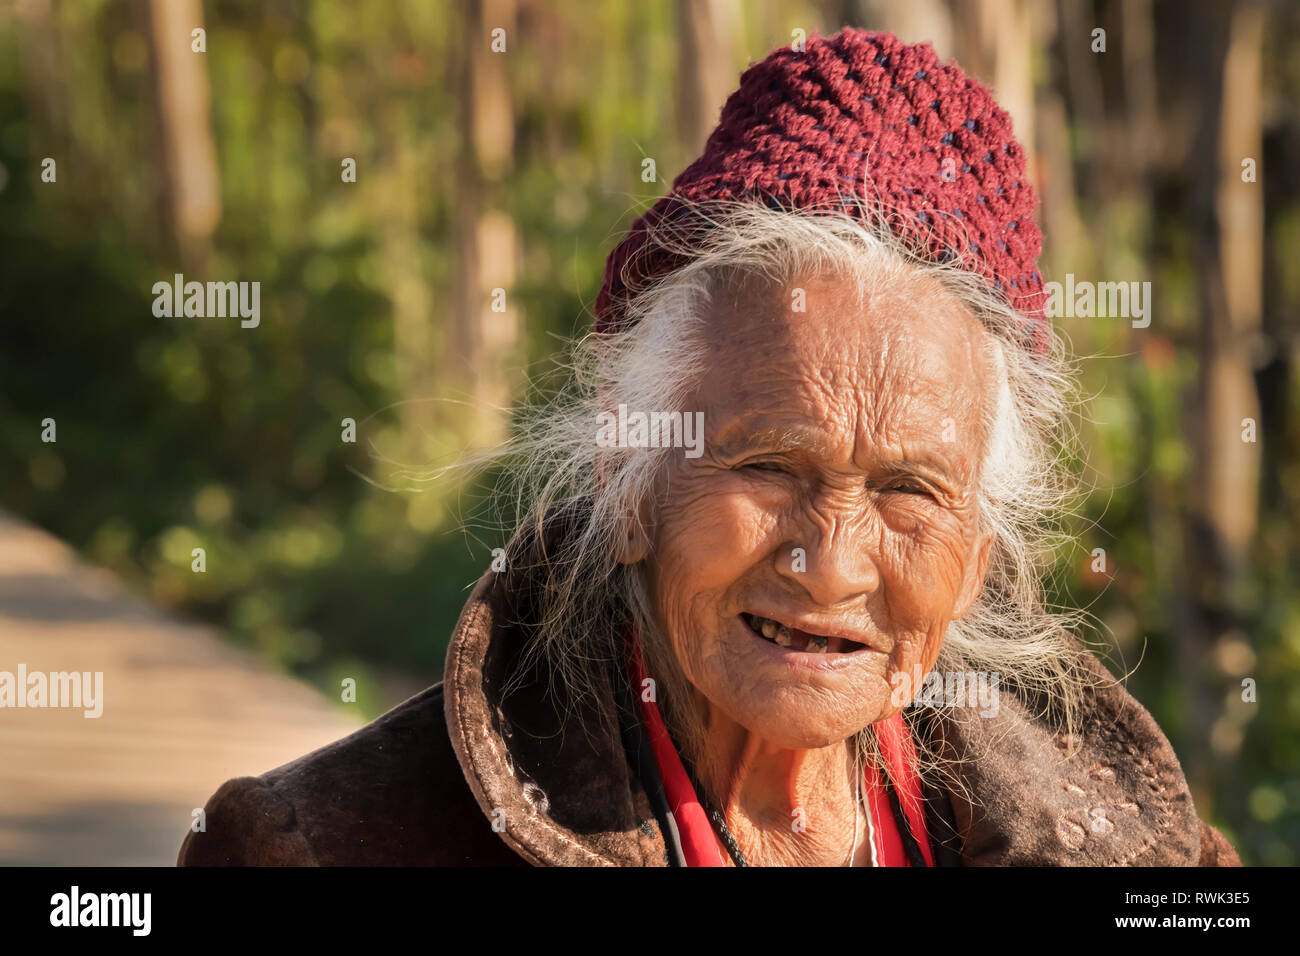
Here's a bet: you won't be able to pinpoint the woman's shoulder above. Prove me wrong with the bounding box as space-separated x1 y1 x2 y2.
176 683 525 866
926 636 1242 866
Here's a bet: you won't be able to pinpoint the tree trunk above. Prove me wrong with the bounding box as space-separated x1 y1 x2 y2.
947 0 1037 176
1184 0 1264 790
675 0 740 161
444 0 519 453
146 0 221 271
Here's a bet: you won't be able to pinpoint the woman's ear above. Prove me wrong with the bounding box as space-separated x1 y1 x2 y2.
614 490 652 565
616 513 650 565
951 529 993 620
597 450 651 565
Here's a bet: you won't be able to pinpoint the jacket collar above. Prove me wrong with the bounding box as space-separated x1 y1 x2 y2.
443 502 1204 866
443 504 665 865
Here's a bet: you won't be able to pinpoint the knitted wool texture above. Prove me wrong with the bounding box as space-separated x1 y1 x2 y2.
594 27 1048 354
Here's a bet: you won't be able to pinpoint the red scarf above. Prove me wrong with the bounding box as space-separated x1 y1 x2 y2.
628 635 934 867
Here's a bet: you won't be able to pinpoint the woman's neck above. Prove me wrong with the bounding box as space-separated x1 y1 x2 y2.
686 694 871 867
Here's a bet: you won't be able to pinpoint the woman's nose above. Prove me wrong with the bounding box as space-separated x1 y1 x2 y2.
776 509 881 608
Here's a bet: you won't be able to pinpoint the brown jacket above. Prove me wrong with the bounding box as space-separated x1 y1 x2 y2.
177 509 1241 867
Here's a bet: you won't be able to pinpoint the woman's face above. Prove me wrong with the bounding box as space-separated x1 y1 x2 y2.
639 270 995 748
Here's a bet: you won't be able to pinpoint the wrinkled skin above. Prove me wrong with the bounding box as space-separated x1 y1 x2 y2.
621 269 995 866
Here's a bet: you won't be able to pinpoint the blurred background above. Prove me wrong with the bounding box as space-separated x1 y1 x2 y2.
0 0 1296 865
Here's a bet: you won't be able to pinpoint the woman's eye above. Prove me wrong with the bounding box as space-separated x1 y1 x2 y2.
886 479 932 497
742 460 786 474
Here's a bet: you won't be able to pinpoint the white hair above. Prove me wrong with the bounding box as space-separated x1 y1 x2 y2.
457 196 1101 806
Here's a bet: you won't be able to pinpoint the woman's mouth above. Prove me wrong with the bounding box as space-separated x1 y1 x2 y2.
740 612 870 655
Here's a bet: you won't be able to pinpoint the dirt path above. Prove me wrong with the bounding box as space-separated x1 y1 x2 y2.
0 512 361 865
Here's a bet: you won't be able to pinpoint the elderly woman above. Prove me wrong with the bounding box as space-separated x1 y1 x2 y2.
180 28 1239 867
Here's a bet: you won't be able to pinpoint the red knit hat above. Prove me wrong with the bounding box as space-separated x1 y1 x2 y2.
594 27 1048 354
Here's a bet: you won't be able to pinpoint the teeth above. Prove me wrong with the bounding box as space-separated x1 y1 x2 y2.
753 615 793 646
749 614 817 650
